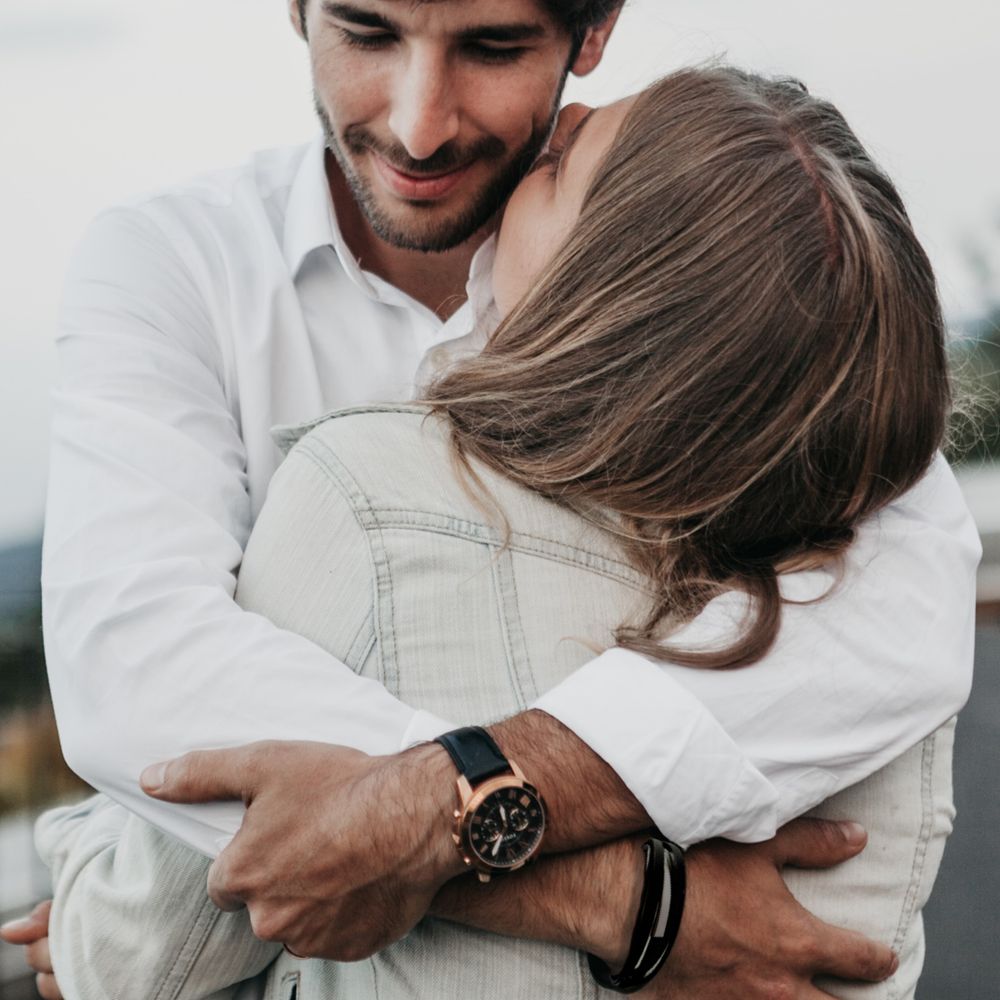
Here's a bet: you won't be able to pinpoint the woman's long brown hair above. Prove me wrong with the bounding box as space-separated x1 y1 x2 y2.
426 66 949 669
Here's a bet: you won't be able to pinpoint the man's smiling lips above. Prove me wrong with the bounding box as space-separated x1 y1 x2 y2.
370 152 474 202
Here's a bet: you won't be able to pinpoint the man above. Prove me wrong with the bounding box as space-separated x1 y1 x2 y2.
3 1 979 996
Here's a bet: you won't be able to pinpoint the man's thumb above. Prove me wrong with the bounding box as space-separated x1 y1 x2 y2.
140 748 252 803
771 817 867 870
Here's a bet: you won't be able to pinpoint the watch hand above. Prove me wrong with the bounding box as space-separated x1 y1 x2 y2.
492 836 502 858
499 805 507 823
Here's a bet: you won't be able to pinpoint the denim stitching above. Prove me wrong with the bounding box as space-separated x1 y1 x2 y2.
375 519 644 590
296 439 400 695
887 731 938 1000
344 608 376 672
152 891 223 1000
502 547 540 702
488 548 530 709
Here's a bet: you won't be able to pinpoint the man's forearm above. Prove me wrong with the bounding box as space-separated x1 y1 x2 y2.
429 836 644 968
489 710 652 852
426 710 654 974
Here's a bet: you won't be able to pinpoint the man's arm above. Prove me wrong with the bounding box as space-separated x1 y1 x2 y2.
530 453 980 845
137 743 897 999
430 820 899 998
4 814 896 1000
49 204 977 861
43 206 451 855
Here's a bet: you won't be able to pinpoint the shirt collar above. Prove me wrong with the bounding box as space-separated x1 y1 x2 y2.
282 134 377 297
282 134 499 334
282 135 340 278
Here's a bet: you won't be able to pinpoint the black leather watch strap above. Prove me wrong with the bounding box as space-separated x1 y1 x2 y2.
436 726 512 785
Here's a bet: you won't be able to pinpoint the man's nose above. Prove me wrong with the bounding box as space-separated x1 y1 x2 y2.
387 51 461 162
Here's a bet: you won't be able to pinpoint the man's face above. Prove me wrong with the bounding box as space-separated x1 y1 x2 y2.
296 0 577 253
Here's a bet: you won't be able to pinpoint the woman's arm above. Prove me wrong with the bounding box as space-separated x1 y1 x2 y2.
35 795 279 1000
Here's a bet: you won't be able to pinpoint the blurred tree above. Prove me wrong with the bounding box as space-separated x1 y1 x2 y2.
0 606 90 816
948 310 1000 465
0 607 47 716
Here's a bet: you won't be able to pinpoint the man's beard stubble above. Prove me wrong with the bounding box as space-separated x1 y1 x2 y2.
314 95 555 254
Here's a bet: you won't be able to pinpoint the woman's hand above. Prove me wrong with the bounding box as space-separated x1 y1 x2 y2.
0 900 63 999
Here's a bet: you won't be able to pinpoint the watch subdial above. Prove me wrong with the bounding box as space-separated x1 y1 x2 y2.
479 817 501 843
508 807 529 832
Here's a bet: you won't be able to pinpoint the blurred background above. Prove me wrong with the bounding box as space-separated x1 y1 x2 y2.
1 0 998 996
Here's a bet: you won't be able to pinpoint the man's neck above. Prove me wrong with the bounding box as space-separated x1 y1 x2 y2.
327 153 490 322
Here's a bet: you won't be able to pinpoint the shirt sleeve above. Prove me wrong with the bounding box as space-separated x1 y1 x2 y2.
43 207 447 858
533 453 982 847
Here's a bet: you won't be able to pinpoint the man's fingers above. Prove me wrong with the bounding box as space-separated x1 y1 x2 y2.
809 920 898 983
770 817 867 870
25 937 54 974
35 972 63 1000
0 900 52 944
140 744 270 803
207 851 251 912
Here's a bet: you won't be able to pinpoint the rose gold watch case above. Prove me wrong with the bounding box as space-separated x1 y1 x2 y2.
450 761 547 882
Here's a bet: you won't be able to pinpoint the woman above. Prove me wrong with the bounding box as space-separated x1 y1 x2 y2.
20 66 962 999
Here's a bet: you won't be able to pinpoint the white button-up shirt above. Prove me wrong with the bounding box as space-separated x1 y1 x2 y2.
43 137 982 857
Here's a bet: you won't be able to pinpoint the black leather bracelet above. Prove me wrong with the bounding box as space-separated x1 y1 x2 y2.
587 836 686 994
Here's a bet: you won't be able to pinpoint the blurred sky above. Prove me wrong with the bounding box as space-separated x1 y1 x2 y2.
1 0 999 546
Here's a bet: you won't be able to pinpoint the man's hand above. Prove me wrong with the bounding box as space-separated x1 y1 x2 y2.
141 740 465 960
0 900 63 1000
432 818 898 1000
642 818 898 998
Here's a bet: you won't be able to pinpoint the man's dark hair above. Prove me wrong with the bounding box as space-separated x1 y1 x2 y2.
544 0 623 60
296 0 624 60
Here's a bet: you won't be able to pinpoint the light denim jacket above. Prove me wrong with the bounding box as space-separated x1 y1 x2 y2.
38 406 955 1000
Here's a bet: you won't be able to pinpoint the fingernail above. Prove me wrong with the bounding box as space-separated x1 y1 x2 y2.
839 821 866 845
141 761 169 791
889 952 900 975
0 917 28 934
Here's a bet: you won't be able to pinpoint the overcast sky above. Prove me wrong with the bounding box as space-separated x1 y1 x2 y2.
2 0 998 545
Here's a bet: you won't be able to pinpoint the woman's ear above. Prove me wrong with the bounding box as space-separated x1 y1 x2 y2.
570 7 624 78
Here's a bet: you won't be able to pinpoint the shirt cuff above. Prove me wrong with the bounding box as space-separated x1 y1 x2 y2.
532 647 780 847
399 708 457 751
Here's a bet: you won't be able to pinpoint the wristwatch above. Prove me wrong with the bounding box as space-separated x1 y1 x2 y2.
435 726 546 882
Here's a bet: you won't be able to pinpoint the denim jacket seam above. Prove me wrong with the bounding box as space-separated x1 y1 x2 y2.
488 548 532 708
373 515 644 589
289 442 388 686
344 610 377 672
295 436 401 694
151 891 224 1000
886 731 938 1000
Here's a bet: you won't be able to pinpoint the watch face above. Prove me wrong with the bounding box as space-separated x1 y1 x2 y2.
468 785 544 868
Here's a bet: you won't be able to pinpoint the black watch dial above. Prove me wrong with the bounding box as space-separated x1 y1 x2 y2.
468 785 544 868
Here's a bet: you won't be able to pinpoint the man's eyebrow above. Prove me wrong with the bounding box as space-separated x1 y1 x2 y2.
322 2 397 32
559 109 598 179
456 23 548 44
321 3 546 43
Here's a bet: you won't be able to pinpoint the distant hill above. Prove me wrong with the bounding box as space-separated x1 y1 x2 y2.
0 539 41 617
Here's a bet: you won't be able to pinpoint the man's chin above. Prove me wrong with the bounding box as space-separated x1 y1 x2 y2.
368 219 493 255
361 196 500 254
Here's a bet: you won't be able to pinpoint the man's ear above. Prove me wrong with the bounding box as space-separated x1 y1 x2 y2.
570 6 624 78
289 0 307 40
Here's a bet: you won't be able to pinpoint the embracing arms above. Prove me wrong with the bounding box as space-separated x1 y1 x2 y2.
45 206 979 854
29 205 977 999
